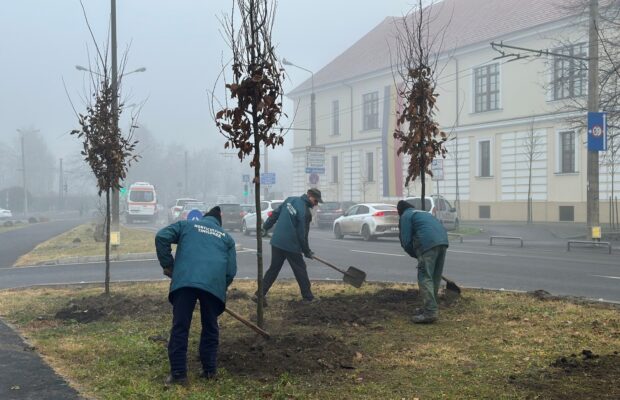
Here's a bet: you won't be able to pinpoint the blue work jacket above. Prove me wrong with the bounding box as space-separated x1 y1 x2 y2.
155 216 237 304
399 208 449 258
263 195 313 254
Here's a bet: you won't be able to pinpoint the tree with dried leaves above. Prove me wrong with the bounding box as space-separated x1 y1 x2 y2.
70 5 140 295
213 0 285 328
393 0 449 210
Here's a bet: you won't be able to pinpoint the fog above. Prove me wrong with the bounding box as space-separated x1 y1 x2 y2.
0 0 413 211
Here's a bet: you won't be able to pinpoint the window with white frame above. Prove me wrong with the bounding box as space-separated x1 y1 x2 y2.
479 140 492 177
332 100 340 135
362 91 379 130
559 131 576 173
366 152 374 182
474 63 500 113
331 155 339 183
552 43 587 101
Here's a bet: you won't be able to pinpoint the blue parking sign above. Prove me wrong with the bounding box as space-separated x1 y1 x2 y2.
187 209 203 221
588 112 607 151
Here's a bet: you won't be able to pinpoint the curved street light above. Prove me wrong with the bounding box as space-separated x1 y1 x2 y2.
282 58 316 147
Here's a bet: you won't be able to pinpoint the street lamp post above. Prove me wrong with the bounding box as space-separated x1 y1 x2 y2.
282 58 315 146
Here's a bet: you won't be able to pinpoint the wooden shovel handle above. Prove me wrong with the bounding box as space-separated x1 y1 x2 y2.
224 307 270 339
311 255 349 276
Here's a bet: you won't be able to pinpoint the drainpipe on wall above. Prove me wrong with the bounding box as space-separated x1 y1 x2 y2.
342 82 354 202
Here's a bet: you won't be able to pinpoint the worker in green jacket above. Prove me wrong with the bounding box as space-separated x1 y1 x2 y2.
155 206 237 385
397 200 449 324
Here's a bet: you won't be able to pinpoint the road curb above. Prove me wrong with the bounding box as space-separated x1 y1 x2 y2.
39 252 157 266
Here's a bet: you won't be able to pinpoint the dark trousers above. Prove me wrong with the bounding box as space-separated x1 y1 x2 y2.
168 287 223 377
261 245 313 300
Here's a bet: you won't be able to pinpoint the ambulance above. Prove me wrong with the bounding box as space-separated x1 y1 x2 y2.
126 182 158 223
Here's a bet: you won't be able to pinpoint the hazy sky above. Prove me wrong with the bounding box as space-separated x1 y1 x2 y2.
1 1 417 160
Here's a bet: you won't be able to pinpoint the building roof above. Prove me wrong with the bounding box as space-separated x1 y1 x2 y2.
288 0 579 96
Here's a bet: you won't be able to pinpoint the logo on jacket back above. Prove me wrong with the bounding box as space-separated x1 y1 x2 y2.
286 203 296 216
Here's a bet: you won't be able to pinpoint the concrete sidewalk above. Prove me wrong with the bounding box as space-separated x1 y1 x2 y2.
0 318 82 399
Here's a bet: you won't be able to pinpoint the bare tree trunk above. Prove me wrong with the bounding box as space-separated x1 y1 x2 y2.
253 129 264 329
527 160 533 224
420 155 426 211
105 187 111 295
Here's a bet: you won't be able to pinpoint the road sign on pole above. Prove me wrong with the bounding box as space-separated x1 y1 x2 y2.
306 145 325 175
588 112 607 151
431 159 444 181
242 174 250 183
260 172 276 185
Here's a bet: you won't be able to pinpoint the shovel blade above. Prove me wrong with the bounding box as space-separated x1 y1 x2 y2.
343 266 366 288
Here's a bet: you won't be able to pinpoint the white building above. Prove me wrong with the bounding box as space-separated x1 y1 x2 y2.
287 0 619 223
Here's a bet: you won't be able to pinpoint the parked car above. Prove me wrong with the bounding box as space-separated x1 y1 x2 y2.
177 202 207 222
168 198 198 222
240 203 255 217
316 201 355 229
217 203 244 231
242 200 284 236
404 195 459 230
0 208 12 219
333 203 399 241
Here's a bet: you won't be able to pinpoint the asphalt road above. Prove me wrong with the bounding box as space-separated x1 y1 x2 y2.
0 218 86 267
1 222 618 302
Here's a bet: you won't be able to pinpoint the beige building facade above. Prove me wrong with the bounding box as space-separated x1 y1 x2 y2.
287 0 619 223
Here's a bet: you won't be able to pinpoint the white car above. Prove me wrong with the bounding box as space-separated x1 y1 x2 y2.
404 195 459 230
333 203 399 241
168 198 198 222
242 200 284 236
0 208 12 219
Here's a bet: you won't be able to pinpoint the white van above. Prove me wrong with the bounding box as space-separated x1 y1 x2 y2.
404 195 459 230
127 182 158 223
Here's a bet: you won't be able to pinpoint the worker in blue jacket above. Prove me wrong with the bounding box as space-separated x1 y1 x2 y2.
397 200 449 324
155 206 237 386
256 188 323 304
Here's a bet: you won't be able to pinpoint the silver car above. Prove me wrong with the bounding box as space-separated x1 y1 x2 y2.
333 203 399 241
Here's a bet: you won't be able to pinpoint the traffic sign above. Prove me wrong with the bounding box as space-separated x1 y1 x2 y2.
431 159 444 181
242 174 250 183
588 112 607 151
187 209 203 221
305 167 325 174
260 172 276 185
309 173 319 185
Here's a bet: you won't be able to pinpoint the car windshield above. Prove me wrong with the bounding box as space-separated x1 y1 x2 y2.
129 191 154 202
184 202 206 211
320 202 341 210
271 202 283 210
407 198 432 210
177 199 196 207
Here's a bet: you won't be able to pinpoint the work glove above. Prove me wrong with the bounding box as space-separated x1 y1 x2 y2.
303 250 314 259
163 267 173 278
261 224 270 238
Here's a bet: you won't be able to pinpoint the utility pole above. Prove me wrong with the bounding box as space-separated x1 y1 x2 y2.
59 158 64 210
184 150 188 195
110 0 120 239
20 132 28 216
586 0 600 238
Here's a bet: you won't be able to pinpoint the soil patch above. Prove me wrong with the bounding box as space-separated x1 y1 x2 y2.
510 350 620 399
55 293 169 323
285 287 458 327
217 332 358 378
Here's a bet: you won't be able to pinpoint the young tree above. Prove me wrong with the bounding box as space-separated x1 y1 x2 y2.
213 0 285 328
522 121 544 224
393 0 448 210
70 7 139 295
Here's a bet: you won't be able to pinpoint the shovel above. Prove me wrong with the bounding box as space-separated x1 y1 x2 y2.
312 255 367 288
442 275 461 295
224 308 270 339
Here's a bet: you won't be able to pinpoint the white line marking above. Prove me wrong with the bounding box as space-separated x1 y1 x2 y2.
591 274 620 280
448 249 508 257
351 250 405 257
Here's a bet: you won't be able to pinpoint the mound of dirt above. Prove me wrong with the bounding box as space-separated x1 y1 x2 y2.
218 332 359 378
55 293 169 323
285 287 457 327
510 350 620 399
